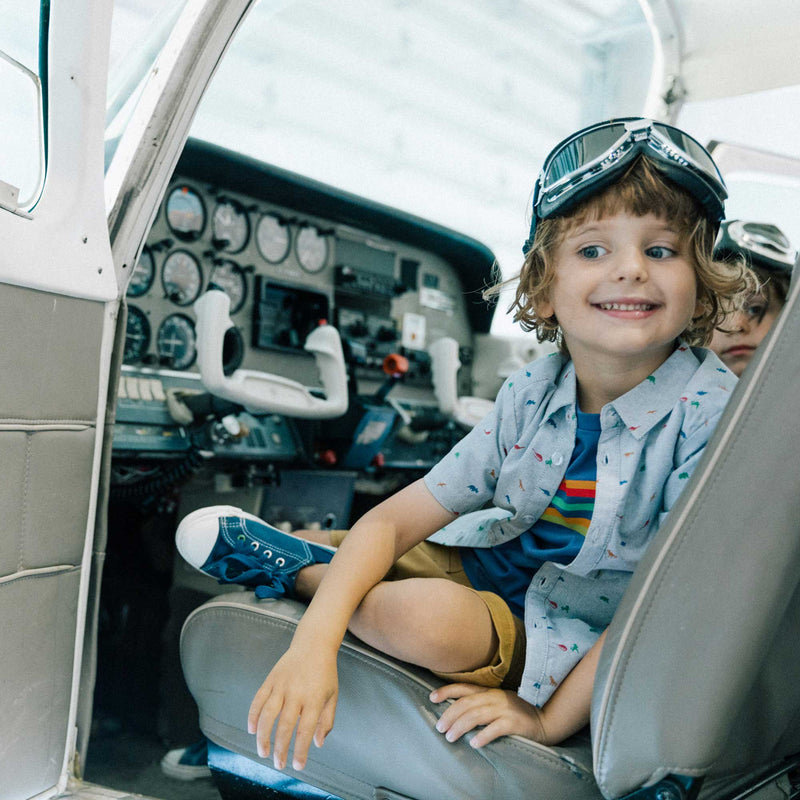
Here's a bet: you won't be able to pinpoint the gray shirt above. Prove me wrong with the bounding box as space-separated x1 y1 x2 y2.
424 345 736 706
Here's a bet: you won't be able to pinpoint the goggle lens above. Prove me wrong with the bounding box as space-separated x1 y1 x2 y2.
541 123 631 188
536 118 725 221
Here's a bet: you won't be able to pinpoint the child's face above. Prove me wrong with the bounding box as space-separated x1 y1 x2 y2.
709 289 783 377
538 211 701 374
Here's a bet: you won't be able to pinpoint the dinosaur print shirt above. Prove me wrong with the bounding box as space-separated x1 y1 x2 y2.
424 344 736 707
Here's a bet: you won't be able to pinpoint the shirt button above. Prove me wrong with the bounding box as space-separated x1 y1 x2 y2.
551 452 564 466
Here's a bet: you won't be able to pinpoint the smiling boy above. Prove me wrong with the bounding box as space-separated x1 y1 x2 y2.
176 118 750 770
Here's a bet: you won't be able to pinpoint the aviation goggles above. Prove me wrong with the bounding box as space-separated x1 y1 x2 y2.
714 220 796 274
523 117 727 254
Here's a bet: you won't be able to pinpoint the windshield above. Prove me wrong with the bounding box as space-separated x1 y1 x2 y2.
107 0 653 335
678 87 800 248
192 0 652 328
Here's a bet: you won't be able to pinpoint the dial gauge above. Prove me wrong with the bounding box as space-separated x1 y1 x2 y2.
123 305 151 364
127 247 155 297
256 213 291 263
157 314 197 371
162 250 203 306
212 199 250 253
210 260 247 314
296 225 329 274
165 185 205 240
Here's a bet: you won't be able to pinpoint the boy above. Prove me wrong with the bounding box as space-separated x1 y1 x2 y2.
710 219 795 376
176 117 749 771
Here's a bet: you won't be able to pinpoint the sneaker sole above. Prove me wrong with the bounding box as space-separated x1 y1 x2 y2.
160 748 212 781
175 505 335 574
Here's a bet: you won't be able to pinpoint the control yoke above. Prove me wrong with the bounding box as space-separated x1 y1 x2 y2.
194 289 348 419
428 336 494 428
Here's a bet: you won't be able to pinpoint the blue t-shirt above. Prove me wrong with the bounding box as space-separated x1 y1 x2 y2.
460 408 601 618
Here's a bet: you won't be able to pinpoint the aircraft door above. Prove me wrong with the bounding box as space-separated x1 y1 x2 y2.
0 1 118 797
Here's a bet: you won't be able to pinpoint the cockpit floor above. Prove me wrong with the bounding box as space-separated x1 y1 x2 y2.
84 728 221 800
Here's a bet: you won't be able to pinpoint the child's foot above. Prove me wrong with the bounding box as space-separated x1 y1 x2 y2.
160 737 211 781
176 505 335 599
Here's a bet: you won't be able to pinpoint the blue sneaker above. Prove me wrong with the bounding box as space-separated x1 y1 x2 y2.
176 505 335 599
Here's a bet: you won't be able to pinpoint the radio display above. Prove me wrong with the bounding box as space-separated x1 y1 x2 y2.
252 279 330 351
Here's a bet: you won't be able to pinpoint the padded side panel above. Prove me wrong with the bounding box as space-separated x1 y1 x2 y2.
0 285 104 420
182 595 600 800
0 428 95 576
0 567 81 798
0 433 29 576
0 286 104 797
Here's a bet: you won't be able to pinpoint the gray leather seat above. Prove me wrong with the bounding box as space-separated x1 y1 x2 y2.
181 282 800 799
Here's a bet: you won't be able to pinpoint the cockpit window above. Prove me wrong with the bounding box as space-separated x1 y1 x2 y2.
105 0 188 169
0 0 46 211
679 92 800 249
188 0 653 317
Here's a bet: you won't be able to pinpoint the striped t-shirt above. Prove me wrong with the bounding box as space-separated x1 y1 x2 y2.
460 408 600 618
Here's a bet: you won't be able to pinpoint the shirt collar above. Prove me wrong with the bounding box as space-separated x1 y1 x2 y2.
544 356 578 422
605 344 701 438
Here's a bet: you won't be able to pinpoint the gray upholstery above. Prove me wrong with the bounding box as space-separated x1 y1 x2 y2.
182 593 789 800
0 286 104 797
0 285 105 420
182 595 601 800
0 567 82 798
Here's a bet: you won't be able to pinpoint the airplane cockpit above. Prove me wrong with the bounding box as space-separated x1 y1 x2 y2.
4 2 800 800
113 138 509 490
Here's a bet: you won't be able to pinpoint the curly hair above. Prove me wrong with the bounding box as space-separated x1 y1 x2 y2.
749 264 791 307
485 157 753 352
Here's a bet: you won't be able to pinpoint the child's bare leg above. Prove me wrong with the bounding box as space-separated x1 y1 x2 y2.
287 528 340 599
294 563 328 598
348 577 498 673
291 528 337 546
289 531 495 673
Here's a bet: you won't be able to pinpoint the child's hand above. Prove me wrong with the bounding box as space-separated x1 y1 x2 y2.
248 645 338 771
430 683 550 747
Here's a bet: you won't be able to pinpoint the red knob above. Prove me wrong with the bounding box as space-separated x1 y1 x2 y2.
318 449 337 466
382 353 409 377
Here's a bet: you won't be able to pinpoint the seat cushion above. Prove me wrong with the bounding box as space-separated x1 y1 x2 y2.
181 594 601 800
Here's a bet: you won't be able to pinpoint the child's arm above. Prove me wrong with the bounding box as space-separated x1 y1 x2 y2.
431 630 607 747
248 478 457 770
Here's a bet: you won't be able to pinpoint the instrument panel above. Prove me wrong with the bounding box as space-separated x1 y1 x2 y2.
124 187 338 379
122 140 495 404
114 139 497 473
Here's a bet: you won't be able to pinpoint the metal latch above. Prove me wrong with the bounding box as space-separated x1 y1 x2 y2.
0 178 19 212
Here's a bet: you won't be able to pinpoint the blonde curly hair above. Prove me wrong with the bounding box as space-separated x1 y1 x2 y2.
486 157 752 352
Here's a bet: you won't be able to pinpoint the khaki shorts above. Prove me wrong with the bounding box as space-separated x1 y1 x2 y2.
329 531 526 690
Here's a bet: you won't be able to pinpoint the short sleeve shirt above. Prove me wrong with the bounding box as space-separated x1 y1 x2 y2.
459 409 601 618
423 345 736 707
